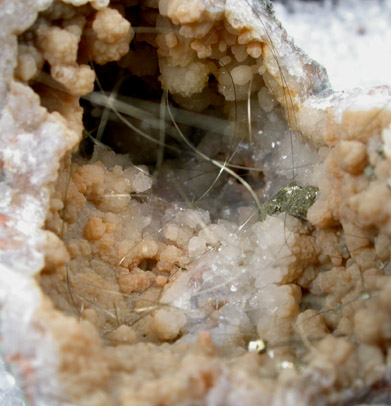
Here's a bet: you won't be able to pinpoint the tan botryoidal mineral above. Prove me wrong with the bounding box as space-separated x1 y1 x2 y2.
0 1 390 405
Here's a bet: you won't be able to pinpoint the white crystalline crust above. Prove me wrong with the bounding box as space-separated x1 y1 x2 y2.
274 0 391 91
0 1 79 404
0 1 391 406
296 86 391 147
0 0 51 108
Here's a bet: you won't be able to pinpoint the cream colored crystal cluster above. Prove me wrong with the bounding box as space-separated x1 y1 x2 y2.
0 1 391 406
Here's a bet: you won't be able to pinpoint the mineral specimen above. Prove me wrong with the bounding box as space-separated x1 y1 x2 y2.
0 1 390 405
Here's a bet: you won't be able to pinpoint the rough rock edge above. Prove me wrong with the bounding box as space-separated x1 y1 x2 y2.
0 1 79 404
0 1 390 405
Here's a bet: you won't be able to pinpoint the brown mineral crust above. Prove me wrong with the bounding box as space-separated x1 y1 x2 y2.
41 230 71 270
41 155 201 346
307 110 391 237
196 331 216 356
310 335 358 388
358 344 388 386
36 300 112 406
18 3 136 105
38 4 391 401
14 44 44 82
156 244 189 273
38 293 227 406
302 103 391 379
84 7 134 65
336 140 368 175
2 1 391 406
354 278 391 346
118 267 156 294
328 107 391 145
51 64 95 97
82 216 107 240
37 26 79 66
152 307 187 340
107 324 137 345
93 7 130 43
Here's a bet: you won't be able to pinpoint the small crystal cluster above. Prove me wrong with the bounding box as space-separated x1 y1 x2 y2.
1 1 391 406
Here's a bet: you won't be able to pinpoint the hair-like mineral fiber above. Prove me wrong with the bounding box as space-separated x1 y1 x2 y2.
31 0 391 401
65 1 366 352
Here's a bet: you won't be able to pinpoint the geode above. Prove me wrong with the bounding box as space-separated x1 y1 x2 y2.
0 1 390 406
